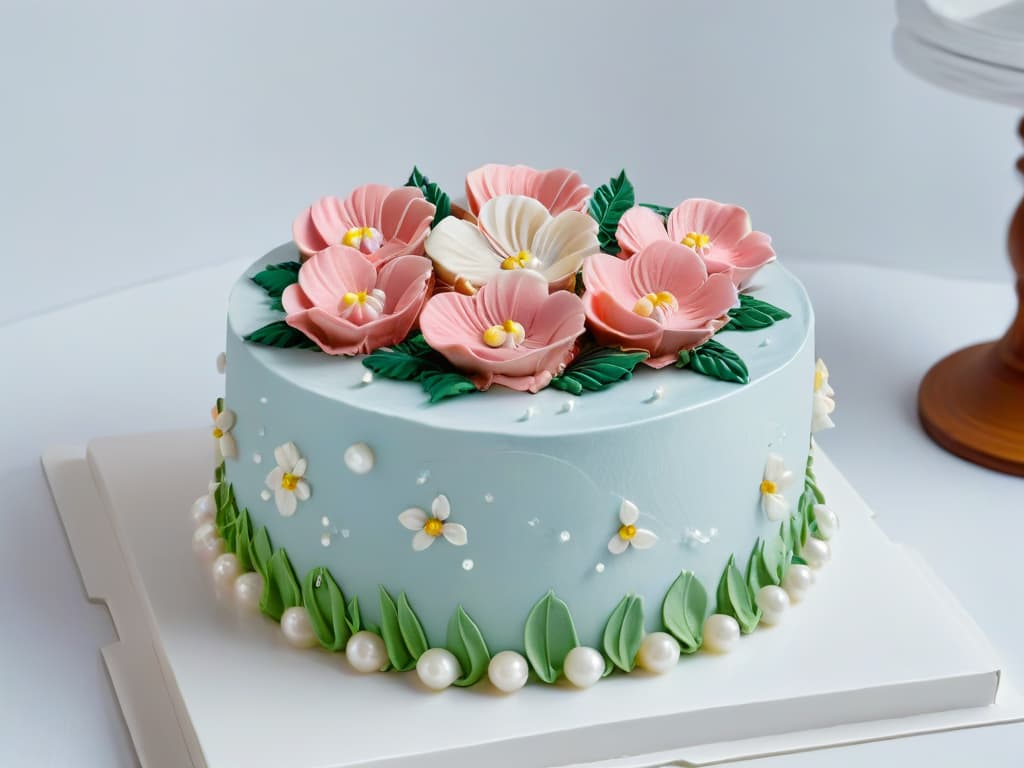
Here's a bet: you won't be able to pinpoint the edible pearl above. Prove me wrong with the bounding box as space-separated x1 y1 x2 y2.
233 572 264 612
415 648 462 691
190 494 215 527
488 650 529 693
802 537 831 569
636 632 680 674
192 522 224 560
756 585 791 626
346 631 387 673
281 606 318 649
563 646 604 688
211 553 241 593
344 443 375 475
782 564 814 602
702 614 740 653
813 504 838 539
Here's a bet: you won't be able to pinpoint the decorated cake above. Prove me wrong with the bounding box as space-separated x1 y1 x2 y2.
191 164 839 692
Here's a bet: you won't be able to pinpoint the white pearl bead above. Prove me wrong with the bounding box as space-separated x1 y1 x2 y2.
563 646 604 688
702 614 740 653
782 564 814 602
346 631 388 673
233 572 264 612
281 606 318 649
190 494 216 527
415 648 462 690
192 522 224 560
211 553 241 592
344 442 375 475
488 650 529 693
813 504 838 539
802 537 831 569
636 632 680 674
756 585 791 626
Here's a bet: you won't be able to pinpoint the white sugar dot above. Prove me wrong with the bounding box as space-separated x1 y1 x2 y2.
484 493 494 503
646 386 665 403
344 442 375 475
259 396 268 405
517 407 535 422
340 529 351 539
527 517 540 528
321 532 331 547
709 527 719 537
758 338 771 348
260 489 271 501
559 530 571 543
557 400 574 414
257 426 265 437
416 470 430 485
361 370 374 384
462 559 474 571
252 452 262 464
321 516 330 527
595 563 605 574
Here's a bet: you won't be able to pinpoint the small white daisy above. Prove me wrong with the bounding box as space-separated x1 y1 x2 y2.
398 494 468 551
607 500 657 554
760 453 794 521
210 405 237 462
264 442 311 517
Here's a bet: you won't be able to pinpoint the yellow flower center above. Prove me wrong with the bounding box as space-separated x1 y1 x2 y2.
760 480 778 495
618 524 637 541
342 226 377 248
212 427 224 439
681 232 710 249
281 472 299 491
482 319 526 348
424 518 444 537
633 291 677 317
814 369 824 392
342 291 368 306
500 250 533 270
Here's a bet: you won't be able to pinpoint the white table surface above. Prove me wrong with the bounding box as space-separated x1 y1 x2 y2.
3 258 1023 766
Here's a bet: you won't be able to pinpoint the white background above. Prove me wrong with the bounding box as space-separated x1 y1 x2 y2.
1 0 1020 327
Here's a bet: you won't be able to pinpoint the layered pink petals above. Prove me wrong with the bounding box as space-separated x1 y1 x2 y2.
615 199 775 287
419 270 586 392
582 241 738 368
465 164 590 217
282 245 433 355
292 184 434 263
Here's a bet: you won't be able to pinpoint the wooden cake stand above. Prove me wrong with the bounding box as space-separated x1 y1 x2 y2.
895 0 1024 476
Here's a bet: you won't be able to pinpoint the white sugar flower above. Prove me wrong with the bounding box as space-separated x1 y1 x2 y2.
398 494 468 551
760 453 794 521
607 499 657 555
811 358 835 433
265 442 310 517
210 404 237 462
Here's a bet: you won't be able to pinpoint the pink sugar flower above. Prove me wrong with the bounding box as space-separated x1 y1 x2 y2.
292 184 435 264
616 199 775 287
419 270 586 393
583 241 738 368
465 163 590 217
281 245 434 355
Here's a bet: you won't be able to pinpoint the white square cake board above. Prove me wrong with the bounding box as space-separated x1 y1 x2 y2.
42 430 1024 768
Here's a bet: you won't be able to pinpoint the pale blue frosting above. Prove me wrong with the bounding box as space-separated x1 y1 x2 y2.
224 243 815 652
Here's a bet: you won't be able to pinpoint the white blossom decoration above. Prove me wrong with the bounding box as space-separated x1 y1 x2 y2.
760 453 794 521
607 500 657 554
398 494 468 551
811 358 835 433
264 441 311 517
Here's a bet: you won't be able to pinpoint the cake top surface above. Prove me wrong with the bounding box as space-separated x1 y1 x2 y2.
228 242 812 437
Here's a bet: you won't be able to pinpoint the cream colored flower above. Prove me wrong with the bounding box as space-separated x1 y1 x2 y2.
398 494 468 551
607 500 657 555
812 358 835 432
264 442 310 517
760 453 794 521
210 405 237 462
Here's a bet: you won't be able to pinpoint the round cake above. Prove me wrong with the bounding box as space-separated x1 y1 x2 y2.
195 164 838 690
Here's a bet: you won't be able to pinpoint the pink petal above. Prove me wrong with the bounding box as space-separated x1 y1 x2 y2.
653 327 716 363
490 370 555 393
529 168 590 215
292 205 329 257
616 206 669 258
476 269 549 328
297 245 377 309
280 282 312 314
529 289 586 346
380 187 435 247
712 231 776 287
376 255 434 314
341 184 393 230
667 199 751 247
583 290 662 351
465 164 589 216
581 252 637 310
309 196 354 250
667 273 738 328
285 308 365 356
628 241 708 300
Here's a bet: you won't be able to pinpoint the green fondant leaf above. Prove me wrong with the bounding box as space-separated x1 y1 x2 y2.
234 509 254 572
762 532 788 585
523 591 579 684
405 166 452 228
661 570 707 653
420 370 479 403
676 339 749 384
244 320 321 351
302 567 350 652
745 538 775 595
214 461 226 485
250 526 273 581
639 202 673 218
716 554 761 634
589 170 635 254
250 261 301 311
602 594 645 673
215 484 238 550
446 606 491 687
379 587 418 671
397 592 429 661
346 596 362 635
549 346 649 395
260 549 301 622
362 333 444 382
722 294 791 332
